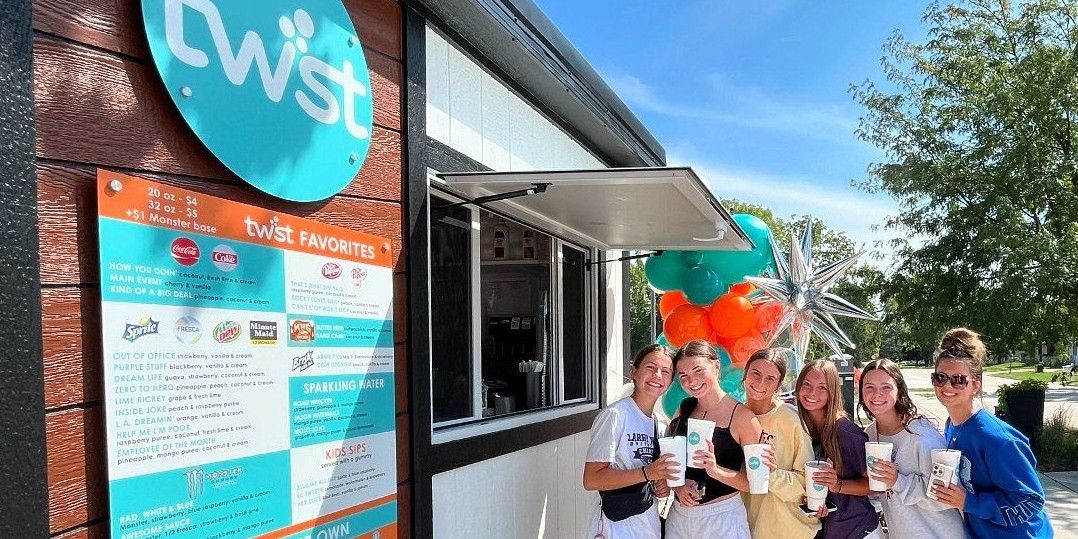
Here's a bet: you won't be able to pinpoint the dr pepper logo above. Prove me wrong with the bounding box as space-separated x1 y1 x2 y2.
171 237 200 266
322 262 342 279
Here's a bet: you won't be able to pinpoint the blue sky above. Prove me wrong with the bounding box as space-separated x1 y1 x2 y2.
533 0 931 265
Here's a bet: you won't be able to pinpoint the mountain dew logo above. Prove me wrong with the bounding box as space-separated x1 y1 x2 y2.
748 456 761 470
688 432 700 445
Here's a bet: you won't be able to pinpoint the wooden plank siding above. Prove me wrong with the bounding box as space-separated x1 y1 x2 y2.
31 0 411 537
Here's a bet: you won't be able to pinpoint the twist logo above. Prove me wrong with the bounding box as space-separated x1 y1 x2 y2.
142 0 374 202
688 432 700 445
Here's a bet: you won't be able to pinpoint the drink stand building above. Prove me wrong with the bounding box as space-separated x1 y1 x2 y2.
1 0 751 537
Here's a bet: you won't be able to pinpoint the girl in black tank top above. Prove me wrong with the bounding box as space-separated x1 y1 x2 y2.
669 397 745 502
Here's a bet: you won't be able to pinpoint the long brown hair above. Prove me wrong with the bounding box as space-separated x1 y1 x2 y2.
858 359 922 431
796 359 846 471
673 339 718 368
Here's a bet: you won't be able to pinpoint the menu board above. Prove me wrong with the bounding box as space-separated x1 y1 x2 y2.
97 170 397 539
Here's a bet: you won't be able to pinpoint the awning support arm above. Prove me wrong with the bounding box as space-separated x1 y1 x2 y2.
438 183 552 209
584 250 663 268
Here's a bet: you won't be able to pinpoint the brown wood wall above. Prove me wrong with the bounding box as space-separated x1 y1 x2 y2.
31 1 410 537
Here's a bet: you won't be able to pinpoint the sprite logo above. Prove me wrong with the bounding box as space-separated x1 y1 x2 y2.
748 456 761 470
688 432 700 445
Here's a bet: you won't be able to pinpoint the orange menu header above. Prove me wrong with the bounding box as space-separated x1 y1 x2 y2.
97 169 393 268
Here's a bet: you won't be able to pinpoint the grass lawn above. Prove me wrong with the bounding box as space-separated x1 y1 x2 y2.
991 370 1059 383
985 361 1034 372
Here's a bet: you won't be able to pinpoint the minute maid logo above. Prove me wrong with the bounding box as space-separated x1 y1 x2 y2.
142 0 374 202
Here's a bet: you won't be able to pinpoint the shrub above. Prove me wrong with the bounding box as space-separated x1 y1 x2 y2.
996 379 1048 415
1037 409 1078 472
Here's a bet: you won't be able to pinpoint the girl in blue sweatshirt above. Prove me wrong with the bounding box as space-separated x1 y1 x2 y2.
931 328 1053 538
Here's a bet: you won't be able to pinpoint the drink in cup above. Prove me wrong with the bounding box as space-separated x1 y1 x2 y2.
744 443 770 494
865 441 894 491
686 418 715 468
658 436 687 487
804 460 831 511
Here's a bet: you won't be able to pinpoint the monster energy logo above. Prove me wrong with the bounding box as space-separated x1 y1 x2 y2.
185 469 205 498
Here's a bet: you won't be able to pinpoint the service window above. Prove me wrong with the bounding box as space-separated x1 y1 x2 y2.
429 191 597 429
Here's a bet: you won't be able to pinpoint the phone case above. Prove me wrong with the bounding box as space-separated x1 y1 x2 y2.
927 463 955 500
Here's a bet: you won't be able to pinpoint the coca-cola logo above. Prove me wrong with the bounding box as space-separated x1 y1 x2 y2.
171 238 200 266
322 262 342 279
211 244 238 272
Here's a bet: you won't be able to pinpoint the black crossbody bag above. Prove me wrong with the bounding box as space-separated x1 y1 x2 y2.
598 423 659 522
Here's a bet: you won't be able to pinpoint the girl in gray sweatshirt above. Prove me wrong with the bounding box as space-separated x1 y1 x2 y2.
859 359 965 539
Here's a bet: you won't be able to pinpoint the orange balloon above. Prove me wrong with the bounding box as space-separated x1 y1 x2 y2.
659 291 689 319
663 305 713 347
729 282 755 296
730 334 767 367
709 293 756 339
754 302 785 336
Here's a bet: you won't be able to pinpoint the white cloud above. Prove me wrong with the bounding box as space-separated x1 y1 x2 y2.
667 150 904 270
603 71 862 146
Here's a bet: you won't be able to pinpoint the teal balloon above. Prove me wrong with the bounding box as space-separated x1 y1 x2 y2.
656 333 672 348
644 252 688 292
682 264 727 306
700 214 775 282
720 367 746 402
714 345 733 369
661 382 691 418
680 251 703 266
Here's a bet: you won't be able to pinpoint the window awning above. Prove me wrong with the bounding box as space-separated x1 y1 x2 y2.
434 167 753 251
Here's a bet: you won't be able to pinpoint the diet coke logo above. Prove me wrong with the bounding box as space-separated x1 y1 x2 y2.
211 245 238 272
171 237 200 266
322 262 342 279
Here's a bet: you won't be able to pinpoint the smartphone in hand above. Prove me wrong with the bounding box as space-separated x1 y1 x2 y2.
927 463 955 500
798 500 837 516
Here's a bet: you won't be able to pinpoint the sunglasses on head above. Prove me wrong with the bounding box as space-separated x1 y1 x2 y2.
930 372 969 389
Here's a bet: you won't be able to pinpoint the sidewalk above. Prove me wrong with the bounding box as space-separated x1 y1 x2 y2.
1043 472 1078 538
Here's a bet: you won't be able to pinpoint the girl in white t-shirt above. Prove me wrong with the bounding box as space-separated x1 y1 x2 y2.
584 345 680 538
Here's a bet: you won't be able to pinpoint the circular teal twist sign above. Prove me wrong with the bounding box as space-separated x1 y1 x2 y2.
748 456 761 470
143 0 373 202
688 432 700 445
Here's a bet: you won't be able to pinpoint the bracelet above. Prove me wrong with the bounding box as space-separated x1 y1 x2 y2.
642 466 650 482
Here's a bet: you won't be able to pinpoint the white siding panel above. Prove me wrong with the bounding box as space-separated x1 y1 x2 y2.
481 74 512 170
508 97 533 171
448 46 484 161
425 27 451 143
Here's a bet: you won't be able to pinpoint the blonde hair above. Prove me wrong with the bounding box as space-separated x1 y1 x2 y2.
796 359 847 471
935 327 986 381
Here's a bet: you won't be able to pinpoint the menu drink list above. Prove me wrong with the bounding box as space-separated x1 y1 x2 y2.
97 170 397 539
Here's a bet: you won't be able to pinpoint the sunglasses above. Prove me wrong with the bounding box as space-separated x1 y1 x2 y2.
930 372 969 389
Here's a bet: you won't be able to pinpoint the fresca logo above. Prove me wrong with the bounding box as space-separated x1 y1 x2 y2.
175 315 203 344
748 456 761 470
688 432 700 445
171 237 200 266
122 318 160 342
142 0 374 202
213 320 241 343
322 262 342 279
211 244 238 271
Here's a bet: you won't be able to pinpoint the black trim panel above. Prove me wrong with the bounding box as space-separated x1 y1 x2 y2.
403 7 434 538
0 0 49 536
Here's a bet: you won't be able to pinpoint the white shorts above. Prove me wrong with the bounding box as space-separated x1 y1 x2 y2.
587 504 661 539
666 495 751 539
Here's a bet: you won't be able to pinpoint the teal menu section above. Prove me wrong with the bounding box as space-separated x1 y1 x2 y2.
110 451 291 539
99 217 286 312
289 373 395 448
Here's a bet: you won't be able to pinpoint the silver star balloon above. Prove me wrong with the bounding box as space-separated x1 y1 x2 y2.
744 219 877 364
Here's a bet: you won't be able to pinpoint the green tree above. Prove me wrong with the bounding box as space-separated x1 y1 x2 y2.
628 259 658 355
853 0 1078 357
